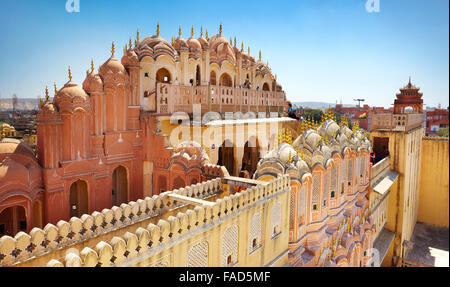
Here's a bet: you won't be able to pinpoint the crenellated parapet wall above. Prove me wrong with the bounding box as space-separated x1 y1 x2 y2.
0 178 223 267
0 175 291 267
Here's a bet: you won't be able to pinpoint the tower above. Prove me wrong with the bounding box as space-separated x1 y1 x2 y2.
369 78 424 265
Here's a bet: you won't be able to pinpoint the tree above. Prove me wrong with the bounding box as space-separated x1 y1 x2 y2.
438 127 449 137
302 109 324 123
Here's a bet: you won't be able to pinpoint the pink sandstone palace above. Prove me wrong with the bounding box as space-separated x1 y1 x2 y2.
0 25 376 267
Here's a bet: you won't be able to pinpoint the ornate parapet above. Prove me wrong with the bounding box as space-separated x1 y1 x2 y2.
0 178 222 267
0 175 290 267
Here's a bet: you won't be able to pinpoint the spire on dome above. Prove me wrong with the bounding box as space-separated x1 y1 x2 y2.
179 26 182 37
219 23 222 35
129 37 132 49
200 26 203 37
91 59 94 73
45 86 49 101
248 46 250 55
191 26 194 37
136 29 140 42
54 83 57 96
68 66 72 82
157 23 160 36
205 29 209 41
241 42 244 51
234 37 236 47
259 50 261 61
111 41 115 56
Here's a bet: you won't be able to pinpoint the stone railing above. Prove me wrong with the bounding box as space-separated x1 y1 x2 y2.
0 178 223 267
370 156 390 187
156 83 285 115
43 175 290 267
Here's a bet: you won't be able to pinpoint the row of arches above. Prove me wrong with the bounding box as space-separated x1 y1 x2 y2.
155 67 271 90
217 138 261 178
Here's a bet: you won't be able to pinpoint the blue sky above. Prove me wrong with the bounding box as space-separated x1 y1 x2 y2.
0 0 448 108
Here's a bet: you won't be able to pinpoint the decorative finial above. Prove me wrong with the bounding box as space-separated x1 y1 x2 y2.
248 46 250 55
129 38 132 49
191 26 194 38
241 42 244 51
259 50 261 61
409 76 411 85
86 69 89 77
111 41 115 56
136 29 140 41
219 23 222 35
230 37 233 45
45 86 49 101
179 26 182 37
157 23 160 37
205 29 209 41
91 59 94 73
234 37 236 47
54 83 57 96
200 26 203 37
68 66 72 81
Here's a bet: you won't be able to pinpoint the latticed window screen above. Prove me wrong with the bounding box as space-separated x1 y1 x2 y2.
298 187 305 224
366 156 370 180
323 172 328 203
331 165 337 194
312 174 320 205
354 157 359 185
348 159 353 185
360 156 365 181
222 225 238 266
187 241 208 267
271 202 282 236
290 193 295 229
341 160 347 183
249 212 261 253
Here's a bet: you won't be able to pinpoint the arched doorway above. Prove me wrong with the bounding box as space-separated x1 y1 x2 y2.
173 176 186 190
32 200 42 229
262 82 270 91
70 180 89 218
0 206 27 237
112 166 128 207
156 68 171 83
196 66 201 86
157 175 167 195
190 177 198 185
219 73 232 87
242 137 260 178
218 139 235 176
210 71 217 86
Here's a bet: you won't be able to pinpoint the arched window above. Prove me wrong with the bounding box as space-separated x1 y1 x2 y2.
312 174 320 210
156 68 171 83
70 180 89 217
219 73 232 87
298 187 305 225
210 71 217 86
195 65 201 86
112 166 128 207
262 82 270 91
249 212 261 253
187 241 209 267
323 172 328 207
331 165 337 198
0 206 27 237
222 225 238 266
348 159 353 187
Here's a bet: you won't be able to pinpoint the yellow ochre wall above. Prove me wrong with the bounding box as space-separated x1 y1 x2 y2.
418 138 449 228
